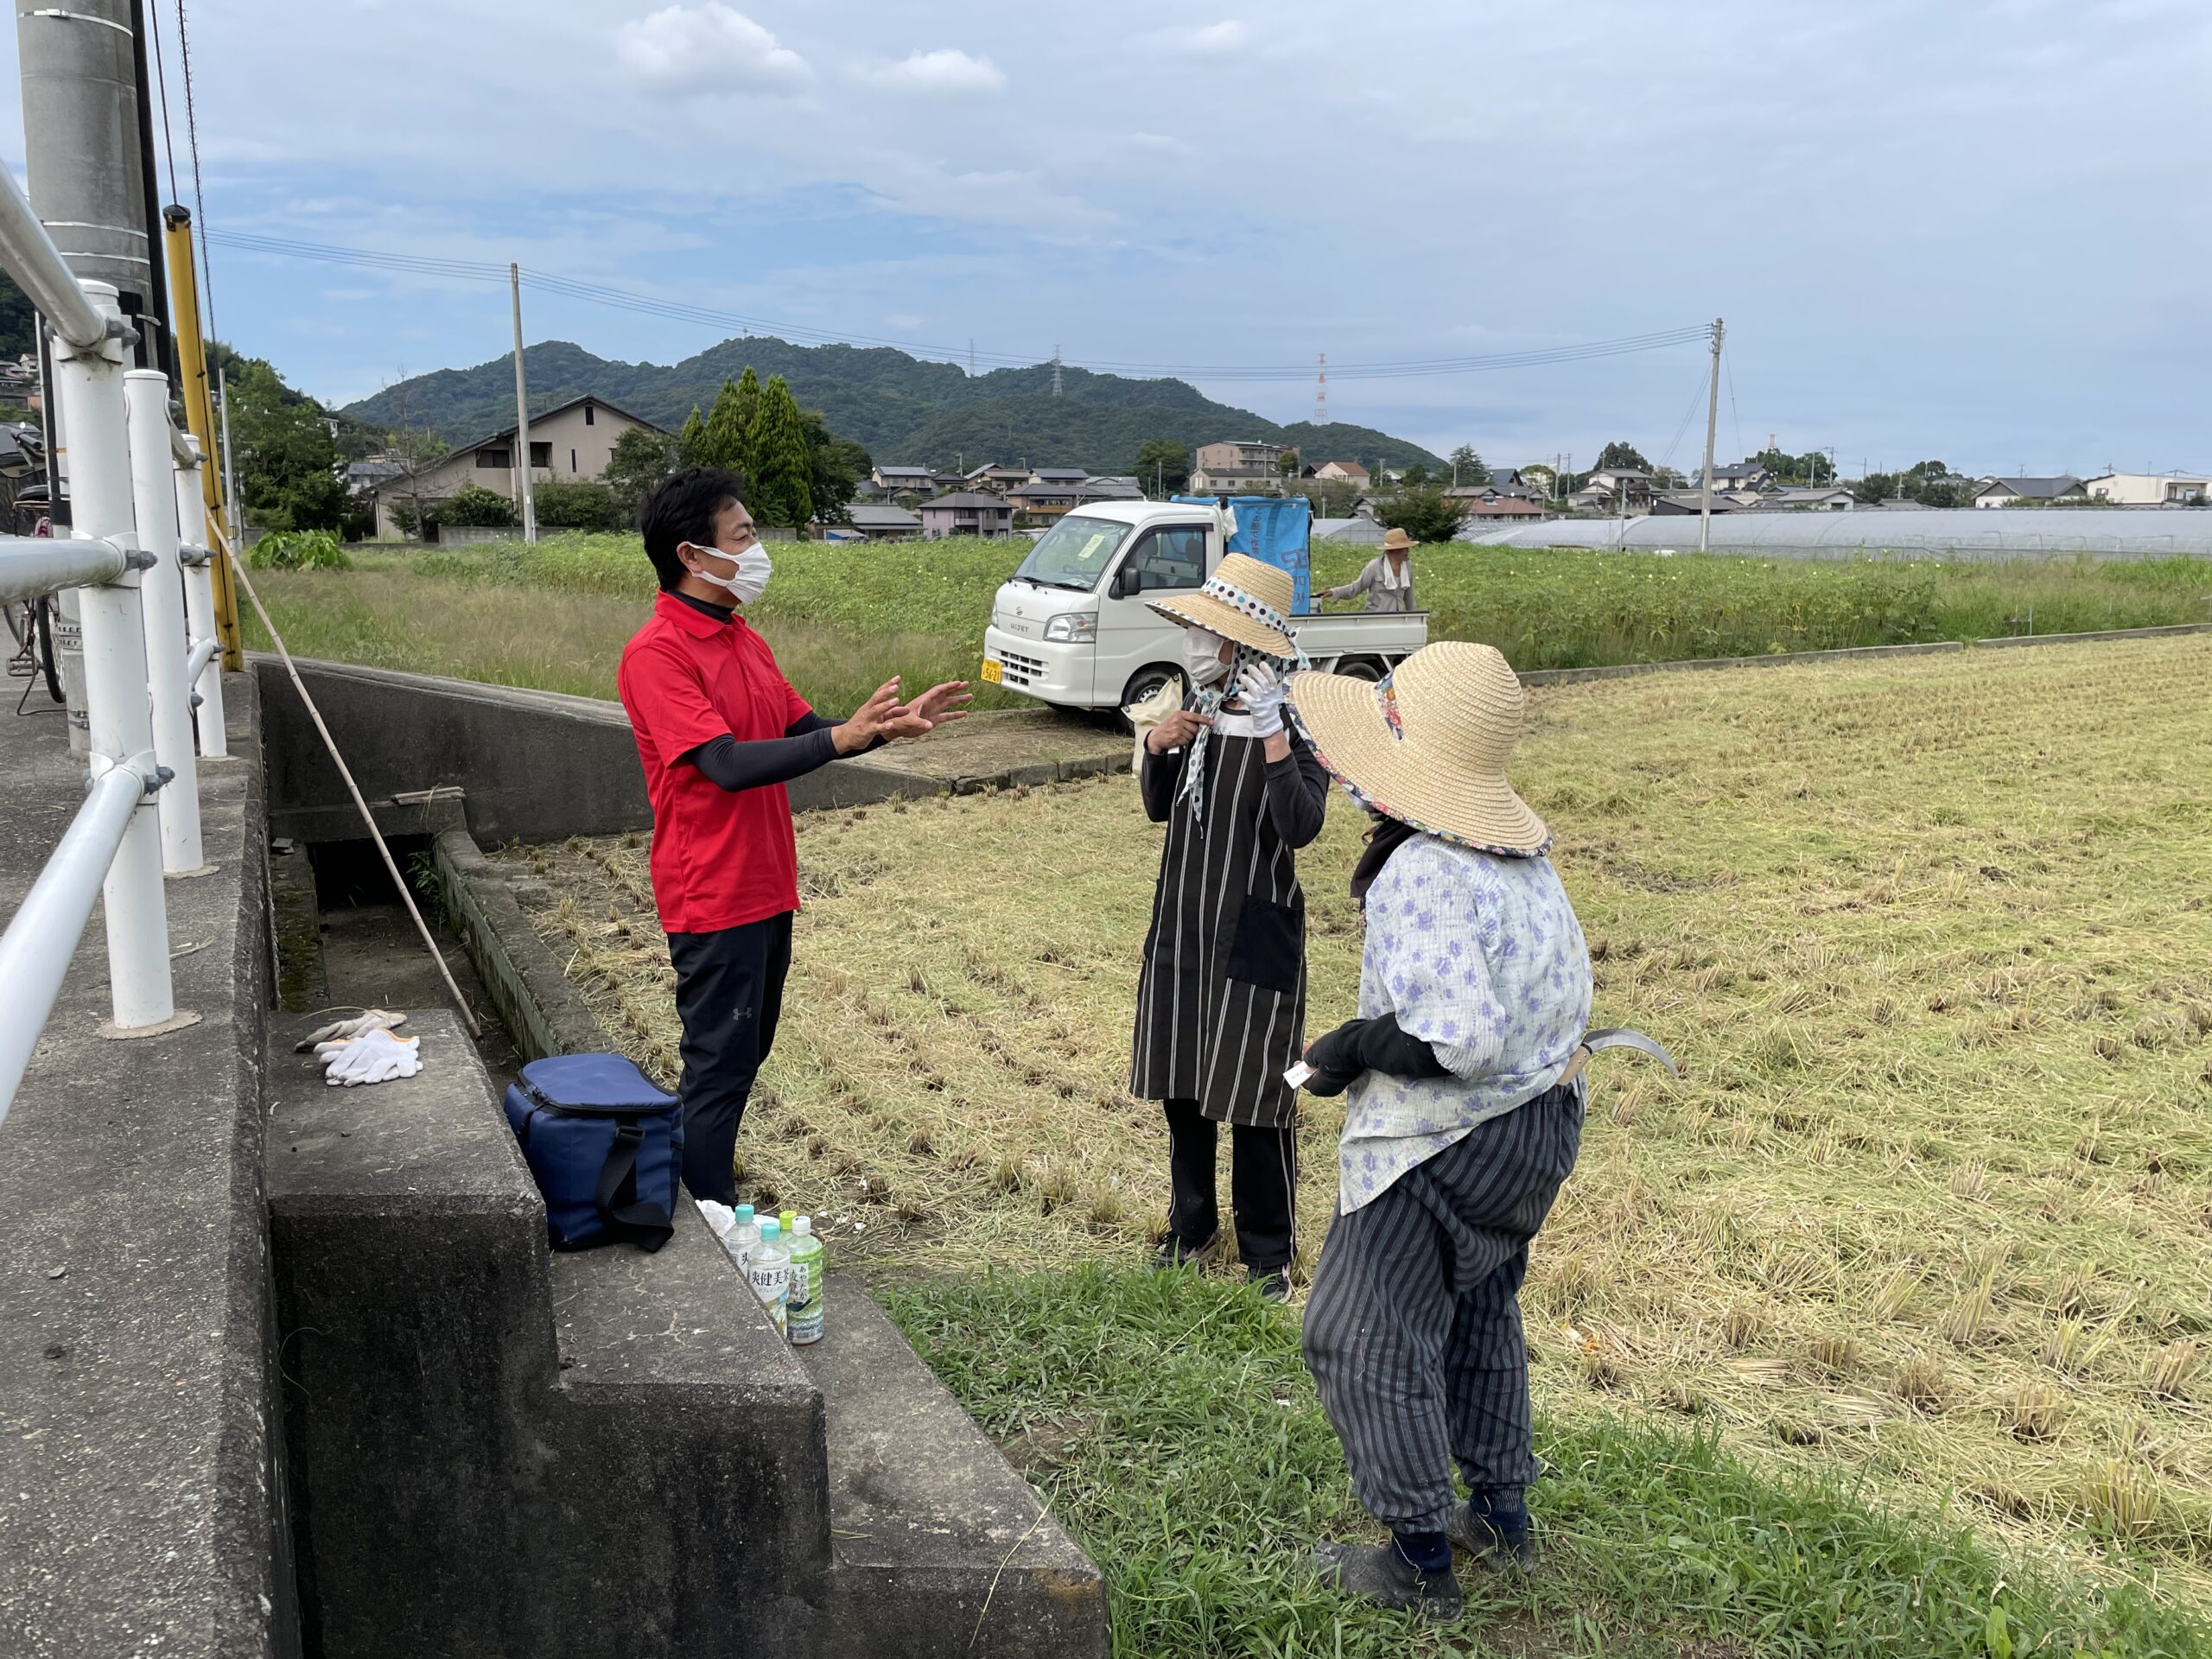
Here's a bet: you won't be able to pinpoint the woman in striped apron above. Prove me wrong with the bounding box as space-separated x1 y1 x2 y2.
1128 553 1329 1302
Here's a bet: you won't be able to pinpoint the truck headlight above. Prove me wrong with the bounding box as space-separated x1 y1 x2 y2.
1044 612 1097 642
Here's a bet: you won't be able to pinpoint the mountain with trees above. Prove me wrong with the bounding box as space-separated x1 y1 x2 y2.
340 335 1444 476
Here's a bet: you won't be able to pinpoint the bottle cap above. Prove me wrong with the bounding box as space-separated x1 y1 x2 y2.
734 1205 754 1223
794 1216 811 1236
780 1209 797 1232
759 1217 780 1237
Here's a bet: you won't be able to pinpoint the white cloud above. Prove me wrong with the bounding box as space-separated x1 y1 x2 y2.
615 5 808 94
855 48 1006 95
1148 19 1250 54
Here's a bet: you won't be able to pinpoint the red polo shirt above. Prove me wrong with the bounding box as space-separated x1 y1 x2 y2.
617 591 814 934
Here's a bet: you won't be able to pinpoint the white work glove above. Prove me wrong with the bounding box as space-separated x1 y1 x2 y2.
1237 662 1287 737
315 1027 423 1087
296 1008 406 1051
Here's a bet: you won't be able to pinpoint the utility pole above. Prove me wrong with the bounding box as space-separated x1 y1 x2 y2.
1051 345 1062 398
510 262 537 543
1698 317 1725 553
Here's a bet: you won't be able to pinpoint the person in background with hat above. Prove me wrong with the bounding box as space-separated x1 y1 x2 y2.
1129 551 1330 1303
1284 641 1593 1621
1321 526 1418 613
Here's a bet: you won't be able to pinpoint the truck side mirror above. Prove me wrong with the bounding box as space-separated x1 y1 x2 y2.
1109 566 1135 599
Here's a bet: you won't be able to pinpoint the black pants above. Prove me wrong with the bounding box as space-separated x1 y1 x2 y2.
667 911 793 1205
1164 1098 1296 1272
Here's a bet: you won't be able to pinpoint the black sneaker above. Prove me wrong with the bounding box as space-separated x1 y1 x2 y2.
1152 1228 1219 1271
1447 1501 1537 1570
1248 1265 1291 1303
1312 1541 1464 1620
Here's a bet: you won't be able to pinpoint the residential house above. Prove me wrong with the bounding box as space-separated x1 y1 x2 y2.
963 462 1032 495
1192 439 1285 494
1083 476 1145 500
869 464 943 497
842 501 923 541
2080 471 2211 506
1649 492 1740 516
1304 459 1370 487
1445 468 1546 513
1028 466 1090 486
1739 486 1856 512
370 395 664 537
1577 467 1655 510
1697 459 1774 492
1459 498 1548 524
1005 480 1123 525
920 490 1016 539
1972 474 2085 508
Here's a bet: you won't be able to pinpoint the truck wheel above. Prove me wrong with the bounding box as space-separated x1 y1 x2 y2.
1118 664 1185 732
1336 656 1387 683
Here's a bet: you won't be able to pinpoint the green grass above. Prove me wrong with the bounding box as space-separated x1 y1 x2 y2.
241 534 2212 715
881 1266 2209 1657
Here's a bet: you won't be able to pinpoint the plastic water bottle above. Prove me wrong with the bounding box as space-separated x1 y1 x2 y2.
728 1204 759 1276
749 1217 790 1337
786 1215 824 1345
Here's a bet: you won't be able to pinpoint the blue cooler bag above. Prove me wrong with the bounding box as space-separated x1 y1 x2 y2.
503 1053 683 1252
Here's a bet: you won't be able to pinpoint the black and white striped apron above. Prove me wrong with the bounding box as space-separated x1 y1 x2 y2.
1128 731 1306 1128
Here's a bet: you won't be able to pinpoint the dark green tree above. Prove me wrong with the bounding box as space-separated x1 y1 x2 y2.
0 270 38 361
604 424 678 519
697 367 760 473
800 406 868 524
1594 441 1651 473
220 352 347 531
1133 437 1190 497
1385 486 1467 543
532 476 624 531
1401 461 1431 487
435 485 519 528
677 405 708 466
1447 445 1486 486
747 373 813 527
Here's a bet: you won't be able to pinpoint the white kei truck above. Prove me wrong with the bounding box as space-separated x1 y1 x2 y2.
979 498 1427 714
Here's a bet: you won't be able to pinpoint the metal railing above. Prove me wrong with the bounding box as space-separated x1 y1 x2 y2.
0 163 222 1122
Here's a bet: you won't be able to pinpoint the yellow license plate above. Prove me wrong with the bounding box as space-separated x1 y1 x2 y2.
979 657 1003 683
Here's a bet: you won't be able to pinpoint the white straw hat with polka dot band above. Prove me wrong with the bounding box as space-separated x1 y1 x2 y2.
1146 551 1301 660
1287 641 1550 856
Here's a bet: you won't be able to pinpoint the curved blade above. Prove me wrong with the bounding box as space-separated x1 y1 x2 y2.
1582 1027 1682 1076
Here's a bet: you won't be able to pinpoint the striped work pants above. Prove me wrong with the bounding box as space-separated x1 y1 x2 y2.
1302 1080 1585 1533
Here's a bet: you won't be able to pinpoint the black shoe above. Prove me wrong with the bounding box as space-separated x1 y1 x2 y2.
1447 1501 1537 1570
1312 1541 1464 1620
1152 1228 1219 1271
1248 1265 1290 1303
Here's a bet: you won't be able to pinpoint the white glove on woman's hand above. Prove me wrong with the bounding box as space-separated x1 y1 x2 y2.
296 1008 406 1051
316 1027 423 1086
1237 662 1287 737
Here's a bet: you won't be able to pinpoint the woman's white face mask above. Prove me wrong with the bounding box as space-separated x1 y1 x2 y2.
686 541 772 605
1181 626 1230 688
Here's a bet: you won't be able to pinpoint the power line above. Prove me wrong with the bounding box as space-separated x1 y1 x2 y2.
204 228 1712 385
175 0 217 346
147 0 180 205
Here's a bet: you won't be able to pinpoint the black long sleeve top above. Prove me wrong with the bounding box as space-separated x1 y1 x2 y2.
1138 723 1329 849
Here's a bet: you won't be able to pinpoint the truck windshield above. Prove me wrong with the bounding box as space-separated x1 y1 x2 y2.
1011 515 1128 591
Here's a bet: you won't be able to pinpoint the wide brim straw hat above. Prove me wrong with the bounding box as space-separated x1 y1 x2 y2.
1287 640 1550 855
1381 526 1414 552
1147 551 1300 659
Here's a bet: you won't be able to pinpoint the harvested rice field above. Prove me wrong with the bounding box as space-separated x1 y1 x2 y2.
505 632 2212 1609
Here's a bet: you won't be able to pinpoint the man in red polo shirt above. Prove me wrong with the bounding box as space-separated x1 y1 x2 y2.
618 467 968 1204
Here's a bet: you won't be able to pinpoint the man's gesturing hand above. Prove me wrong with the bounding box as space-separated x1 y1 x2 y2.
1145 709 1211 754
887 679 972 732
833 677 906 754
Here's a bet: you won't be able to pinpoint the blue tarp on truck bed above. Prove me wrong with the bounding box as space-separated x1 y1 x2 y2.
1175 494 1313 614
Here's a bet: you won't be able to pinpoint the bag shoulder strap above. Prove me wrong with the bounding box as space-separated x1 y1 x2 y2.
594 1122 674 1254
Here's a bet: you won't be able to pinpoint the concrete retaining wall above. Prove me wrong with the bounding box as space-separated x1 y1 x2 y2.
256 658 939 848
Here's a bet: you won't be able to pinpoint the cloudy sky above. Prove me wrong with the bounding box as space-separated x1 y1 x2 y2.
10 0 2209 474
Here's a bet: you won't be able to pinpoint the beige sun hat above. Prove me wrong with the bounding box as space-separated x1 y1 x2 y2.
1147 551 1300 659
1287 640 1549 855
1381 526 1414 552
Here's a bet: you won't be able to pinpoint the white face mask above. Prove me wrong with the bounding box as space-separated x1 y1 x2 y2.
687 542 772 605
1181 626 1230 688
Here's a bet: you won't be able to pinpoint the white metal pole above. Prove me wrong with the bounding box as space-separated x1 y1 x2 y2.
510 262 536 543
216 362 239 533
1699 317 1725 554
51 280 173 1029
172 434 226 754
124 367 201 872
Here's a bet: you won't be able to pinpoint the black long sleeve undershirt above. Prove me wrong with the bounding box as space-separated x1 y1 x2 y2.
666 591 887 791
1301 1013 1452 1097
